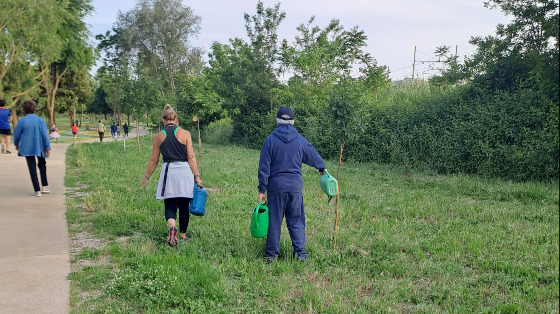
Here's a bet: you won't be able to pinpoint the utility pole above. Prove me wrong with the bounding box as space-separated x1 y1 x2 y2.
412 46 416 80
411 45 457 80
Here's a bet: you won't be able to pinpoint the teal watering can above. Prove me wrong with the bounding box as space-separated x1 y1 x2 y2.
320 169 338 203
189 183 207 216
250 201 269 238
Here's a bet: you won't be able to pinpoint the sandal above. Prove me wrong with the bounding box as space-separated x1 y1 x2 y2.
167 226 178 247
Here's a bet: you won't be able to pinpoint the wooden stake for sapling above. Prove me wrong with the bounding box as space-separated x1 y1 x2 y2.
193 115 202 178
333 142 343 249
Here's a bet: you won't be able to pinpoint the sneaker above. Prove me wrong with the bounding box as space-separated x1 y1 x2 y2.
34 191 42 197
5 150 10 154
167 226 178 247
264 256 277 264
293 253 306 262
41 187 51 194
180 235 190 243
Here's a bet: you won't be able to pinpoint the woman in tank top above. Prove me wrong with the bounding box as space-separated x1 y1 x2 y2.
141 104 203 246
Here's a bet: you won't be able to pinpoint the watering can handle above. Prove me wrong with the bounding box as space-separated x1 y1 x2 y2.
253 201 265 228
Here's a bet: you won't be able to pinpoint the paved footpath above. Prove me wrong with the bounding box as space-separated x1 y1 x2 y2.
0 128 147 313
0 141 72 314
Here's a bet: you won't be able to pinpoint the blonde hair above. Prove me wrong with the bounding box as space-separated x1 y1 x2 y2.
162 104 177 121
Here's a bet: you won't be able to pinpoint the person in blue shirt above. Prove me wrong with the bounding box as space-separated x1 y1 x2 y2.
0 98 12 154
110 122 118 141
258 106 326 262
13 100 52 197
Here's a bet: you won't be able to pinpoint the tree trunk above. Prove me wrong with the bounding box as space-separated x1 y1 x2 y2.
11 109 18 128
79 104 84 127
43 64 68 126
136 118 140 151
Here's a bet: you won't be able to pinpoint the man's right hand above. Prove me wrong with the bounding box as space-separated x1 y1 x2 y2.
258 193 267 204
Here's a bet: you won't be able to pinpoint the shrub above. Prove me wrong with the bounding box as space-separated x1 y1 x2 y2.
204 117 233 145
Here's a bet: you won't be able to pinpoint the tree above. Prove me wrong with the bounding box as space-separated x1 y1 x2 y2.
284 18 375 85
281 17 384 118
433 0 559 90
206 1 285 147
42 0 94 125
175 74 225 127
0 0 64 104
88 75 112 118
117 0 202 96
55 68 93 125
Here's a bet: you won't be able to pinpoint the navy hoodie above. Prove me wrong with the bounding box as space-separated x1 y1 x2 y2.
258 124 326 194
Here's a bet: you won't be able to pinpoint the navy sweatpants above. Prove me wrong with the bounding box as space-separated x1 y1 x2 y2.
265 192 306 258
25 156 48 192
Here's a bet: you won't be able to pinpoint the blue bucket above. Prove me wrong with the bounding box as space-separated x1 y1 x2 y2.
189 183 207 216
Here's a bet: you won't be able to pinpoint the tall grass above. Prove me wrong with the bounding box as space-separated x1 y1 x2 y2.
65 136 559 313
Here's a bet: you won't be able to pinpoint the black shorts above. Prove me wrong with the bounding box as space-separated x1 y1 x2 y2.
72 132 77 135
0 129 11 135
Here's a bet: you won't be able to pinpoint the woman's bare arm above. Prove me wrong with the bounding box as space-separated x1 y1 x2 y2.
141 133 163 188
182 130 203 187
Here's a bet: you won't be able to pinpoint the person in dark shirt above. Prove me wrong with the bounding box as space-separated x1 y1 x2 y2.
257 106 326 262
110 122 118 141
141 105 203 246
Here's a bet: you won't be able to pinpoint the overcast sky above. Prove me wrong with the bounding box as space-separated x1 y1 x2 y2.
85 0 512 80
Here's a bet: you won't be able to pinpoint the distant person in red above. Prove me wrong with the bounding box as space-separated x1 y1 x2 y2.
71 122 78 142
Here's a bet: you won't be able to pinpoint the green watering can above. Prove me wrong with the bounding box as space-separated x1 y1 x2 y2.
250 201 269 238
320 169 338 203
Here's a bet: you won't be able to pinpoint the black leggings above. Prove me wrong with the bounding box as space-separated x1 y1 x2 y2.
25 156 48 192
164 198 191 233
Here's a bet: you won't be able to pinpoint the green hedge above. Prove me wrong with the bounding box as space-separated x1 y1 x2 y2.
310 85 558 182
218 82 558 182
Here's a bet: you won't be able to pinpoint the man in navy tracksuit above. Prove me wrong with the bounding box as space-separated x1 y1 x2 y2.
258 106 326 262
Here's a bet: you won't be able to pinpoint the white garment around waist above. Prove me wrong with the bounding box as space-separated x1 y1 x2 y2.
156 161 194 200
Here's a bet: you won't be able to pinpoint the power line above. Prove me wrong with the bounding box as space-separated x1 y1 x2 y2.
411 45 458 80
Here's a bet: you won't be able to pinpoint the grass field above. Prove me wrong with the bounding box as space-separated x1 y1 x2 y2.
65 135 559 313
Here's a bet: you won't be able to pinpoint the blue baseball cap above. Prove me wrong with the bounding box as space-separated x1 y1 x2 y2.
277 106 294 120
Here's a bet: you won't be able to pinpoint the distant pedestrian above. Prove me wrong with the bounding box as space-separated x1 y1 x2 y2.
96 120 105 142
116 124 121 138
13 100 52 197
0 99 12 154
257 106 326 262
49 124 61 143
71 122 78 143
123 123 129 137
141 104 203 246
110 122 118 141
